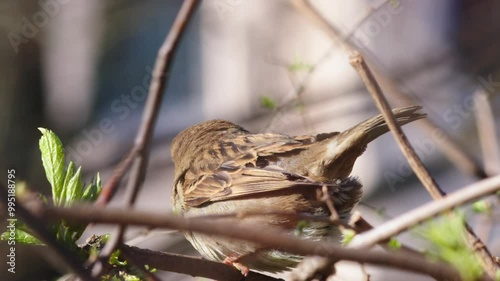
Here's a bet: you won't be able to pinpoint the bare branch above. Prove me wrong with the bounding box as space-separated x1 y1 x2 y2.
291 0 487 179
349 174 500 248
376 73 488 179
348 52 499 277
121 245 283 281
95 146 138 206
349 52 444 199
96 0 200 271
26 203 463 280
349 212 422 257
359 262 371 281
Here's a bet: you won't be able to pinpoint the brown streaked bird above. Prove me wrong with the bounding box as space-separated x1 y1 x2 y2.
171 105 425 274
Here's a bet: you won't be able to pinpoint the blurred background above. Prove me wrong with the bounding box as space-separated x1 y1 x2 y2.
1 0 499 280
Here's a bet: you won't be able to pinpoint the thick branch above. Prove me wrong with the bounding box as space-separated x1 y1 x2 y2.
121 245 283 281
25 203 463 280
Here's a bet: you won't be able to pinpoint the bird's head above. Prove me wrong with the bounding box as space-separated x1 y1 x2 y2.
171 119 248 169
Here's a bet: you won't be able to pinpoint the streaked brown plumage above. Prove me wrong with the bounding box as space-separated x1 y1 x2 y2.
171 105 425 273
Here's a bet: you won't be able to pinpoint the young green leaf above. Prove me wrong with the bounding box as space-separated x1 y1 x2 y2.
472 200 492 214
62 161 76 195
109 249 127 266
341 228 356 245
1 229 44 245
64 166 83 206
387 238 401 249
260 96 276 110
122 274 141 281
294 220 310 237
38 128 66 206
418 213 483 281
144 264 157 273
83 173 102 202
288 56 313 73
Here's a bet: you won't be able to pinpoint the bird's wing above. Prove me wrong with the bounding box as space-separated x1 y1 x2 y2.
182 133 319 207
183 166 325 207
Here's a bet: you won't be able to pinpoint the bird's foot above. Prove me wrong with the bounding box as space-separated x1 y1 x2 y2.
223 256 249 276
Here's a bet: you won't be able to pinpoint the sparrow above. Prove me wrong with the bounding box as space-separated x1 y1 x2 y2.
170 105 425 274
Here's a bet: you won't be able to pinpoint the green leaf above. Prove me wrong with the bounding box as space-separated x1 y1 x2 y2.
1 229 44 245
418 213 483 281
109 249 127 266
472 200 492 214
260 96 277 110
64 166 83 206
341 228 356 245
144 264 157 273
38 128 65 206
122 274 140 281
83 173 102 202
62 161 76 196
38 193 48 205
294 220 310 237
288 56 313 73
387 238 401 249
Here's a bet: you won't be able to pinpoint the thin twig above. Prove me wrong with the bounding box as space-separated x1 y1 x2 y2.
263 46 334 132
292 0 488 179
292 0 496 277
349 52 444 199
359 263 371 281
319 184 340 223
0 183 96 281
376 72 488 179
474 89 500 175
292 211 434 281
95 0 200 274
349 174 500 248
263 0 391 133
349 52 499 277
95 146 138 206
349 212 422 257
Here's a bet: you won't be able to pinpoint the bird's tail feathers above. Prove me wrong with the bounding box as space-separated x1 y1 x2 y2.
319 105 425 179
340 105 425 145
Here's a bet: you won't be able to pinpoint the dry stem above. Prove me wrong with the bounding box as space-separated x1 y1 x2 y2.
95 1 200 274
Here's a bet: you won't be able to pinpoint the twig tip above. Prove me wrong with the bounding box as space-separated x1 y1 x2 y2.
349 51 362 66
